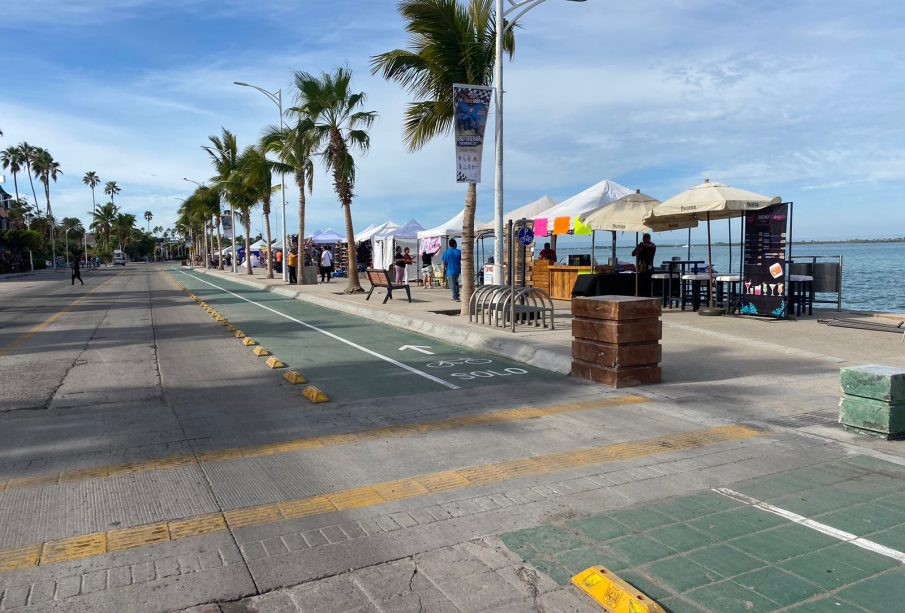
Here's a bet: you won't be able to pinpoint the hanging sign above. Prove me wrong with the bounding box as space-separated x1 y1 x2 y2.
741 203 789 318
221 212 233 239
453 84 493 183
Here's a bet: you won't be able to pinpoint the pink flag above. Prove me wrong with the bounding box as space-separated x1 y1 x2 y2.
533 217 549 237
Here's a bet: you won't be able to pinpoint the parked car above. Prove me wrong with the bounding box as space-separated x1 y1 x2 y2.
112 250 126 266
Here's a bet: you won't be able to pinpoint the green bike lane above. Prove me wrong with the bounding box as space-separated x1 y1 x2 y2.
501 454 905 612
171 268 559 402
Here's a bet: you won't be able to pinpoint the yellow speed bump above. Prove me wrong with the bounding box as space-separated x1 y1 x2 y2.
571 566 664 613
252 346 270 357
234 329 246 339
303 385 329 403
227 324 237 332
242 337 256 346
218 318 229 325
265 356 285 369
283 370 307 385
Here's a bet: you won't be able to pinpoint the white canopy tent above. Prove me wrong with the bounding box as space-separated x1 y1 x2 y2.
372 219 424 275
312 228 344 244
355 221 398 243
533 179 634 237
417 210 465 240
476 195 558 232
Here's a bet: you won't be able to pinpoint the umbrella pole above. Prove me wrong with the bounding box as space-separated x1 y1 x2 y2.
634 232 639 296
611 231 617 265
707 212 714 307
591 230 596 265
728 219 733 274
687 228 691 260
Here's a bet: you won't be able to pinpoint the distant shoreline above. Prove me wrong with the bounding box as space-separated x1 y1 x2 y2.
698 238 905 247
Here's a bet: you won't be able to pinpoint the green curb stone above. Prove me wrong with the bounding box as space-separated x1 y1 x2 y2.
839 395 905 438
840 364 905 403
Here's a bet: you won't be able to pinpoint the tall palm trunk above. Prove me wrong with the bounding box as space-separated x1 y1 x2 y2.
243 212 253 275
90 187 96 215
297 176 306 285
25 161 39 212
216 217 223 270
460 183 477 315
341 200 361 293
11 171 19 202
263 196 274 279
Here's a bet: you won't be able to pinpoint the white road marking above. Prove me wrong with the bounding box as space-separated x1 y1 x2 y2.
713 487 905 563
399 344 435 355
177 270 460 390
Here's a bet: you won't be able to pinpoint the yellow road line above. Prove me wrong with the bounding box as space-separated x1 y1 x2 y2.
0 395 648 493
0 424 763 572
0 272 120 358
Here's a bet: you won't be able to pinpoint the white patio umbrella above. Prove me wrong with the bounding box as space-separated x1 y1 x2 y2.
644 179 780 311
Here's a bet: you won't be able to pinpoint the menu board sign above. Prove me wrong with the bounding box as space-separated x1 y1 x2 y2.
741 203 789 318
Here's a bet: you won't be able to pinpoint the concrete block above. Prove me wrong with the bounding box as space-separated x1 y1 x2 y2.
571 296 662 321
572 339 661 368
572 318 662 345
571 360 661 388
840 365 905 403
839 395 905 438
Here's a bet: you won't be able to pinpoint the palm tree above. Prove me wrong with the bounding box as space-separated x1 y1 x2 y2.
183 186 222 269
83 171 100 215
372 0 513 311
16 142 41 211
239 145 278 278
104 181 121 204
144 210 153 232
203 129 239 271
262 118 316 285
113 213 137 251
32 148 63 221
1 147 21 202
222 149 260 276
290 66 377 293
90 202 118 254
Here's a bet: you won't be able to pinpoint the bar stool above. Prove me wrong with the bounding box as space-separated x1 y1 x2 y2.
788 274 814 316
681 273 710 311
715 274 741 313
651 272 679 308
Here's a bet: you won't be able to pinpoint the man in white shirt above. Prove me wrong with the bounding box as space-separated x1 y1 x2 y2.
319 247 334 283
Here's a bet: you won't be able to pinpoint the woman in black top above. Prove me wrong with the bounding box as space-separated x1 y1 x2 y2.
393 246 406 283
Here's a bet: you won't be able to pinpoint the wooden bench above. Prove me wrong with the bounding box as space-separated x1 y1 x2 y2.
365 268 411 304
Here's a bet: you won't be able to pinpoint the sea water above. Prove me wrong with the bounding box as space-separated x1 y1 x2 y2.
488 241 904 313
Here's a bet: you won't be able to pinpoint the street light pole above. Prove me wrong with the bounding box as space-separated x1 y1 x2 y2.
493 0 586 285
234 81 288 283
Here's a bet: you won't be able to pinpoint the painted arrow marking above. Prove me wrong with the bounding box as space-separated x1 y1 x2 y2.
399 345 435 355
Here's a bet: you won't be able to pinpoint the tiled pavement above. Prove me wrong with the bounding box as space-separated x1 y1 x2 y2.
500 455 905 612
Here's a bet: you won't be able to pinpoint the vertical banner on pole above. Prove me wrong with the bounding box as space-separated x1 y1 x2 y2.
453 84 493 183
221 212 233 239
741 203 789 318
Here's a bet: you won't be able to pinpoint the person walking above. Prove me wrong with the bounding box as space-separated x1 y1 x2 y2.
442 239 462 302
393 246 406 283
287 248 298 284
71 257 84 286
319 246 334 283
275 248 283 274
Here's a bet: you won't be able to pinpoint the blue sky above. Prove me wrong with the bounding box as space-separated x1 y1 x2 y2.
2 0 904 244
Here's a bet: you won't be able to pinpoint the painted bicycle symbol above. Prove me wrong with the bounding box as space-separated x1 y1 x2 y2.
426 357 493 368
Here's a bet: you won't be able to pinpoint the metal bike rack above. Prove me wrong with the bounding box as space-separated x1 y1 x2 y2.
468 284 555 330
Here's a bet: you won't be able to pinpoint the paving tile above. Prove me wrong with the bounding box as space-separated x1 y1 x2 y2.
784 596 872 612
615 570 672 601
55 575 82 599
645 556 722 593
289 575 372 612
528 558 574 586
646 523 719 553
568 514 632 542
721 505 787 530
501 525 584 558
836 570 905 611
684 544 765 578
607 507 676 532
554 546 618 579
732 566 822 607
814 503 905 536
769 488 863 516
730 525 836 564
688 511 765 541
416 545 494 581
353 558 416 602
604 535 676 567
685 579 777 613
778 549 878 591
866 526 905 551
874 492 905 513
433 571 526 612
658 595 708 613
653 496 720 522
819 543 898 575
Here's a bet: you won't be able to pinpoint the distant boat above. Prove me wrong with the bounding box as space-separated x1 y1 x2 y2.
680 244 690 248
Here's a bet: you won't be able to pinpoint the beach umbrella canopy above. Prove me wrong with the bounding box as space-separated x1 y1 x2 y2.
533 179 633 235
644 180 781 311
580 190 697 233
644 179 780 225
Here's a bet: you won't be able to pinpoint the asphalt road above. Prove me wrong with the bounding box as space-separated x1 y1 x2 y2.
0 264 894 613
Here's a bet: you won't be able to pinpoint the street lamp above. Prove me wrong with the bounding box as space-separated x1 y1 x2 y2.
63 227 72 267
234 80 289 283
493 0 586 284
